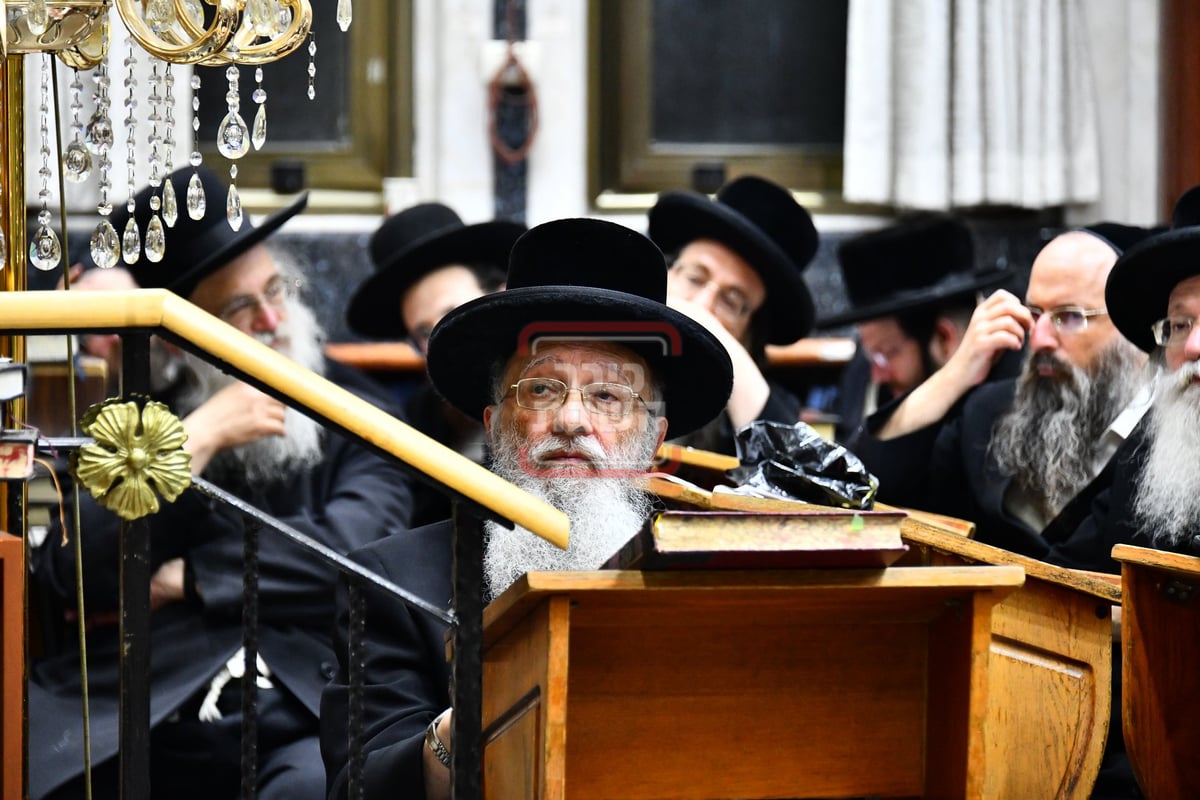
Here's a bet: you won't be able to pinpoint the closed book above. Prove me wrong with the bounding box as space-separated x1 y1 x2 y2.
610 508 908 571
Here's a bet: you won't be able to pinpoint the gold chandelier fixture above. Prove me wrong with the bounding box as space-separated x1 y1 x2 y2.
2 0 330 67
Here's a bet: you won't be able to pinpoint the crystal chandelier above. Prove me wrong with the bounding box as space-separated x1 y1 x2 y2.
3 0 347 273
3 1 318 66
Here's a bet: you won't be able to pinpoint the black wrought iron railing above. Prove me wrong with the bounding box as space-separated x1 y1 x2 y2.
3 288 568 800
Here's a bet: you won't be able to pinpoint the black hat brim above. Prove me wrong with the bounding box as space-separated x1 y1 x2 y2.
425 286 734 437
816 268 1011 329
136 192 309 297
346 220 526 339
649 193 815 344
1106 228 1200 352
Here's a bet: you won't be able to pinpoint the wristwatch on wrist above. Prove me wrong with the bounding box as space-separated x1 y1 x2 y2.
425 709 452 768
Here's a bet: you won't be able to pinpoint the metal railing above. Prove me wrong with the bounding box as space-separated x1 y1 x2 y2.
2 288 565 800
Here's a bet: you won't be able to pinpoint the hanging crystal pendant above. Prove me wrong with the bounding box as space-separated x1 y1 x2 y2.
337 0 353 31
90 221 120 270
121 217 141 264
64 141 93 183
85 111 114 154
252 104 267 151
144 215 166 263
187 171 206 219
162 179 178 227
217 110 250 159
32 55 60 273
307 35 317 100
29 225 61 272
226 183 243 231
26 0 50 36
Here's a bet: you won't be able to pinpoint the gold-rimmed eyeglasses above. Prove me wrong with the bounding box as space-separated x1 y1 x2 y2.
506 378 650 418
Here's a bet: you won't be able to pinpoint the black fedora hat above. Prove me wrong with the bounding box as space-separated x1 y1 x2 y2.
1106 187 1200 352
425 219 734 437
113 165 307 298
648 175 818 345
818 213 1008 329
345 203 526 339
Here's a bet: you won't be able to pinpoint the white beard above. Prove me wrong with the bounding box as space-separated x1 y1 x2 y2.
177 295 328 485
1132 360 1200 546
482 414 660 600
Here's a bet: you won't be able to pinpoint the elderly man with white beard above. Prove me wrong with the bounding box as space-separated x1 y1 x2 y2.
847 223 1160 563
28 167 415 800
1048 186 1200 571
319 218 734 800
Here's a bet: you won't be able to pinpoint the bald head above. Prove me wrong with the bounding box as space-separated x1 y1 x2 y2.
1025 231 1123 372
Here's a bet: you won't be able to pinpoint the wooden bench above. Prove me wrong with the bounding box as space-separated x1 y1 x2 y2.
1112 543 1200 799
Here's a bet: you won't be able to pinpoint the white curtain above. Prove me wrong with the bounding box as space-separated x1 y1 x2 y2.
843 0 1101 210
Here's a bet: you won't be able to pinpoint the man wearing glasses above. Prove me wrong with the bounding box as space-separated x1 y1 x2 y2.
1048 185 1200 570
29 166 415 800
346 202 525 525
849 223 1158 561
818 212 1015 441
320 219 734 800
647 175 818 455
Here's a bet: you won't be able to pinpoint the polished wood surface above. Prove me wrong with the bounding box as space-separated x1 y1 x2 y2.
906 526 1117 800
0 289 569 548
1113 543 1200 799
481 566 1022 799
323 337 858 374
0 533 23 800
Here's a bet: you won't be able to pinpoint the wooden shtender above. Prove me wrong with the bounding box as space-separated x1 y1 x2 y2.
479 566 1023 799
1112 543 1200 799
904 525 1119 800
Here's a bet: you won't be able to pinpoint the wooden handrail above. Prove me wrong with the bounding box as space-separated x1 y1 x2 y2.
324 337 858 374
0 289 570 548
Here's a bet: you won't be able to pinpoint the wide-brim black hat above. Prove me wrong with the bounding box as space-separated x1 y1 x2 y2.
426 219 734 437
1106 189 1200 352
648 176 818 345
114 166 307 298
346 203 526 339
818 213 1007 329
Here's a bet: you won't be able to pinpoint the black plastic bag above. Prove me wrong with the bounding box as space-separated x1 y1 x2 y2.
727 420 878 510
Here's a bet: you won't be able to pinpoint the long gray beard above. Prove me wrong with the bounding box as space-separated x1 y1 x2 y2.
1132 361 1200 546
990 341 1143 521
482 417 660 601
176 296 328 485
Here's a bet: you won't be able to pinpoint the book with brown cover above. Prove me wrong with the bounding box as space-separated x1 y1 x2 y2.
609 508 909 571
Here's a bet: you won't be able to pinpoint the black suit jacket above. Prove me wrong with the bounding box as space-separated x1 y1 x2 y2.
320 522 454 800
28 359 415 800
850 376 1110 563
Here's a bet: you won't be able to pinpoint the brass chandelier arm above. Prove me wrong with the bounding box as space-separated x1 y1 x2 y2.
196 0 313 66
57 13 109 70
113 0 241 65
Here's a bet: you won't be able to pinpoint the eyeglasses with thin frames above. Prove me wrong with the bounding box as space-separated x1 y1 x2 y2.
506 377 651 418
670 262 753 322
216 274 298 329
1026 305 1108 334
1151 316 1196 349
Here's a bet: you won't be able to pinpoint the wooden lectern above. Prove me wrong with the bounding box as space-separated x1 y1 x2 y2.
902 520 1119 800
1113 543 1200 799
479 566 1023 799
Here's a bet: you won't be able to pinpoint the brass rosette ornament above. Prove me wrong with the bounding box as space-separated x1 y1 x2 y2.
72 398 193 521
